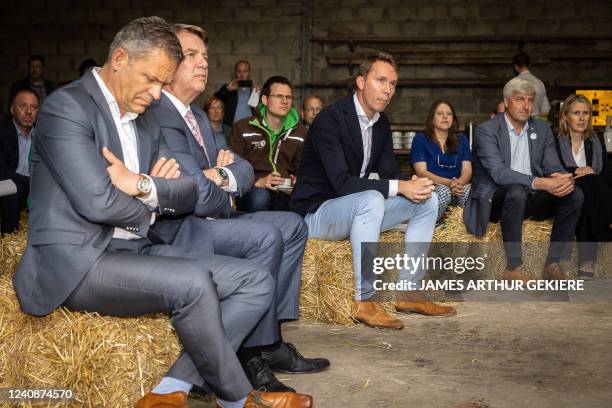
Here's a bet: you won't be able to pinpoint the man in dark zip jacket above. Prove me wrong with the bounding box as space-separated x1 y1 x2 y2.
229 76 307 212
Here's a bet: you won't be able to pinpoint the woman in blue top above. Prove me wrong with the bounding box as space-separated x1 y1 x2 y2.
411 100 472 221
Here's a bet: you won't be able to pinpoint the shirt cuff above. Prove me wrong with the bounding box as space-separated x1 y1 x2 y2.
137 175 159 211
221 166 238 192
388 180 399 197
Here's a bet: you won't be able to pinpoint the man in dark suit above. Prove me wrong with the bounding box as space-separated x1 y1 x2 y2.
0 89 39 234
464 76 583 281
149 24 327 396
9 55 56 105
290 53 455 331
11 17 310 408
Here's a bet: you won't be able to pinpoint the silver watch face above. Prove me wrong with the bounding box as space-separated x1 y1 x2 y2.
138 176 152 193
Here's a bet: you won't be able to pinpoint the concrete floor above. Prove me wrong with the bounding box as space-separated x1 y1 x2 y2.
192 300 612 408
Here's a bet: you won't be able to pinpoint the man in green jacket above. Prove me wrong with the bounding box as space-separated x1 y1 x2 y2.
229 76 307 212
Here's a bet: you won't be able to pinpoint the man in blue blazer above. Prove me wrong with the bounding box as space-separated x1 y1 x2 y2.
11 17 309 408
291 53 455 330
464 77 583 281
148 24 325 400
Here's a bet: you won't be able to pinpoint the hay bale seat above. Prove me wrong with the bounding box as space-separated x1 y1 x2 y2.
0 225 181 407
300 206 555 325
0 207 578 406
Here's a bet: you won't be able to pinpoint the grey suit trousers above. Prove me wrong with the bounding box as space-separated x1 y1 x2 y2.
177 211 307 348
62 238 274 401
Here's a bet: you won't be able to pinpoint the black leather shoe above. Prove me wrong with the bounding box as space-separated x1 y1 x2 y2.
243 356 295 393
261 342 331 374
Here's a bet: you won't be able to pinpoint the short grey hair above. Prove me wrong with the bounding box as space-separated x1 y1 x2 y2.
503 77 536 99
108 16 183 64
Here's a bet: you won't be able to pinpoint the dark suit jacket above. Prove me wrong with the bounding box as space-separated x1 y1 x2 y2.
290 95 407 217
150 94 254 218
0 118 29 186
463 113 566 236
12 71 197 316
554 132 612 185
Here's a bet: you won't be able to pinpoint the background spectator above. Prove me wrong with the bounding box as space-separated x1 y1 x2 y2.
411 100 472 221
513 52 550 118
9 55 56 106
300 95 323 129
214 60 258 126
0 89 39 234
203 95 231 149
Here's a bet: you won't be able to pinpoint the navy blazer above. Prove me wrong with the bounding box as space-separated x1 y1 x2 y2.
150 93 254 218
290 95 407 217
0 118 29 186
12 71 197 316
463 113 566 236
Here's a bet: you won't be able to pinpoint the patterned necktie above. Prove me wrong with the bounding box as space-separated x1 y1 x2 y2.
184 109 210 163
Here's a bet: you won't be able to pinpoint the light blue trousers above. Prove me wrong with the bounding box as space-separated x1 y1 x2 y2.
305 190 438 300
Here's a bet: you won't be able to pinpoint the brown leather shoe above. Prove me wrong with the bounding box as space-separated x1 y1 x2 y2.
503 266 532 284
395 301 457 317
135 391 188 408
542 263 570 280
351 300 404 330
244 390 313 407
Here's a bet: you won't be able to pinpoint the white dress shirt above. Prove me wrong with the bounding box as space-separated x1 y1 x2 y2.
14 121 32 177
162 90 237 192
572 140 587 168
92 68 158 240
353 93 398 196
504 113 532 177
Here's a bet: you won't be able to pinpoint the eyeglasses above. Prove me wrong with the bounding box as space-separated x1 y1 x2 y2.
268 94 293 102
437 154 457 169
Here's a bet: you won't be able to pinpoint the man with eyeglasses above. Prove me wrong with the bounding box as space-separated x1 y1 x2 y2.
300 95 323 129
229 76 307 212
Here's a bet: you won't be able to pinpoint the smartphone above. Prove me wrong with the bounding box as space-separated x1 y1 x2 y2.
237 80 253 88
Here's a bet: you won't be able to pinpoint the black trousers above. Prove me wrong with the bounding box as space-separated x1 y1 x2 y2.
489 184 584 270
574 174 612 264
0 177 29 234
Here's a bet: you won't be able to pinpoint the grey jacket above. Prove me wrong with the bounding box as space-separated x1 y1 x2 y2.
463 113 565 236
12 71 197 316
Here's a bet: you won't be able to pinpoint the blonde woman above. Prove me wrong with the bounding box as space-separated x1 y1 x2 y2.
555 94 612 279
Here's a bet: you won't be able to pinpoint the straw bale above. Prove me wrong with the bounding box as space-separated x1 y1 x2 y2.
300 207 554 325
0 225 181 408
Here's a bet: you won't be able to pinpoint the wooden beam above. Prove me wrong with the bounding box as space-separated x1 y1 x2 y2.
301 79 508 88
326 51 612 66
311 36 612 45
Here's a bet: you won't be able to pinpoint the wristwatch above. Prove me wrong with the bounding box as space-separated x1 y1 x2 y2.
136 174 152 197
216 167 229 187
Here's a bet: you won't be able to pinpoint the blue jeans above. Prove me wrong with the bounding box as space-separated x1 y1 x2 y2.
305 190 438 300
236 187 270 212
236 188 291 212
